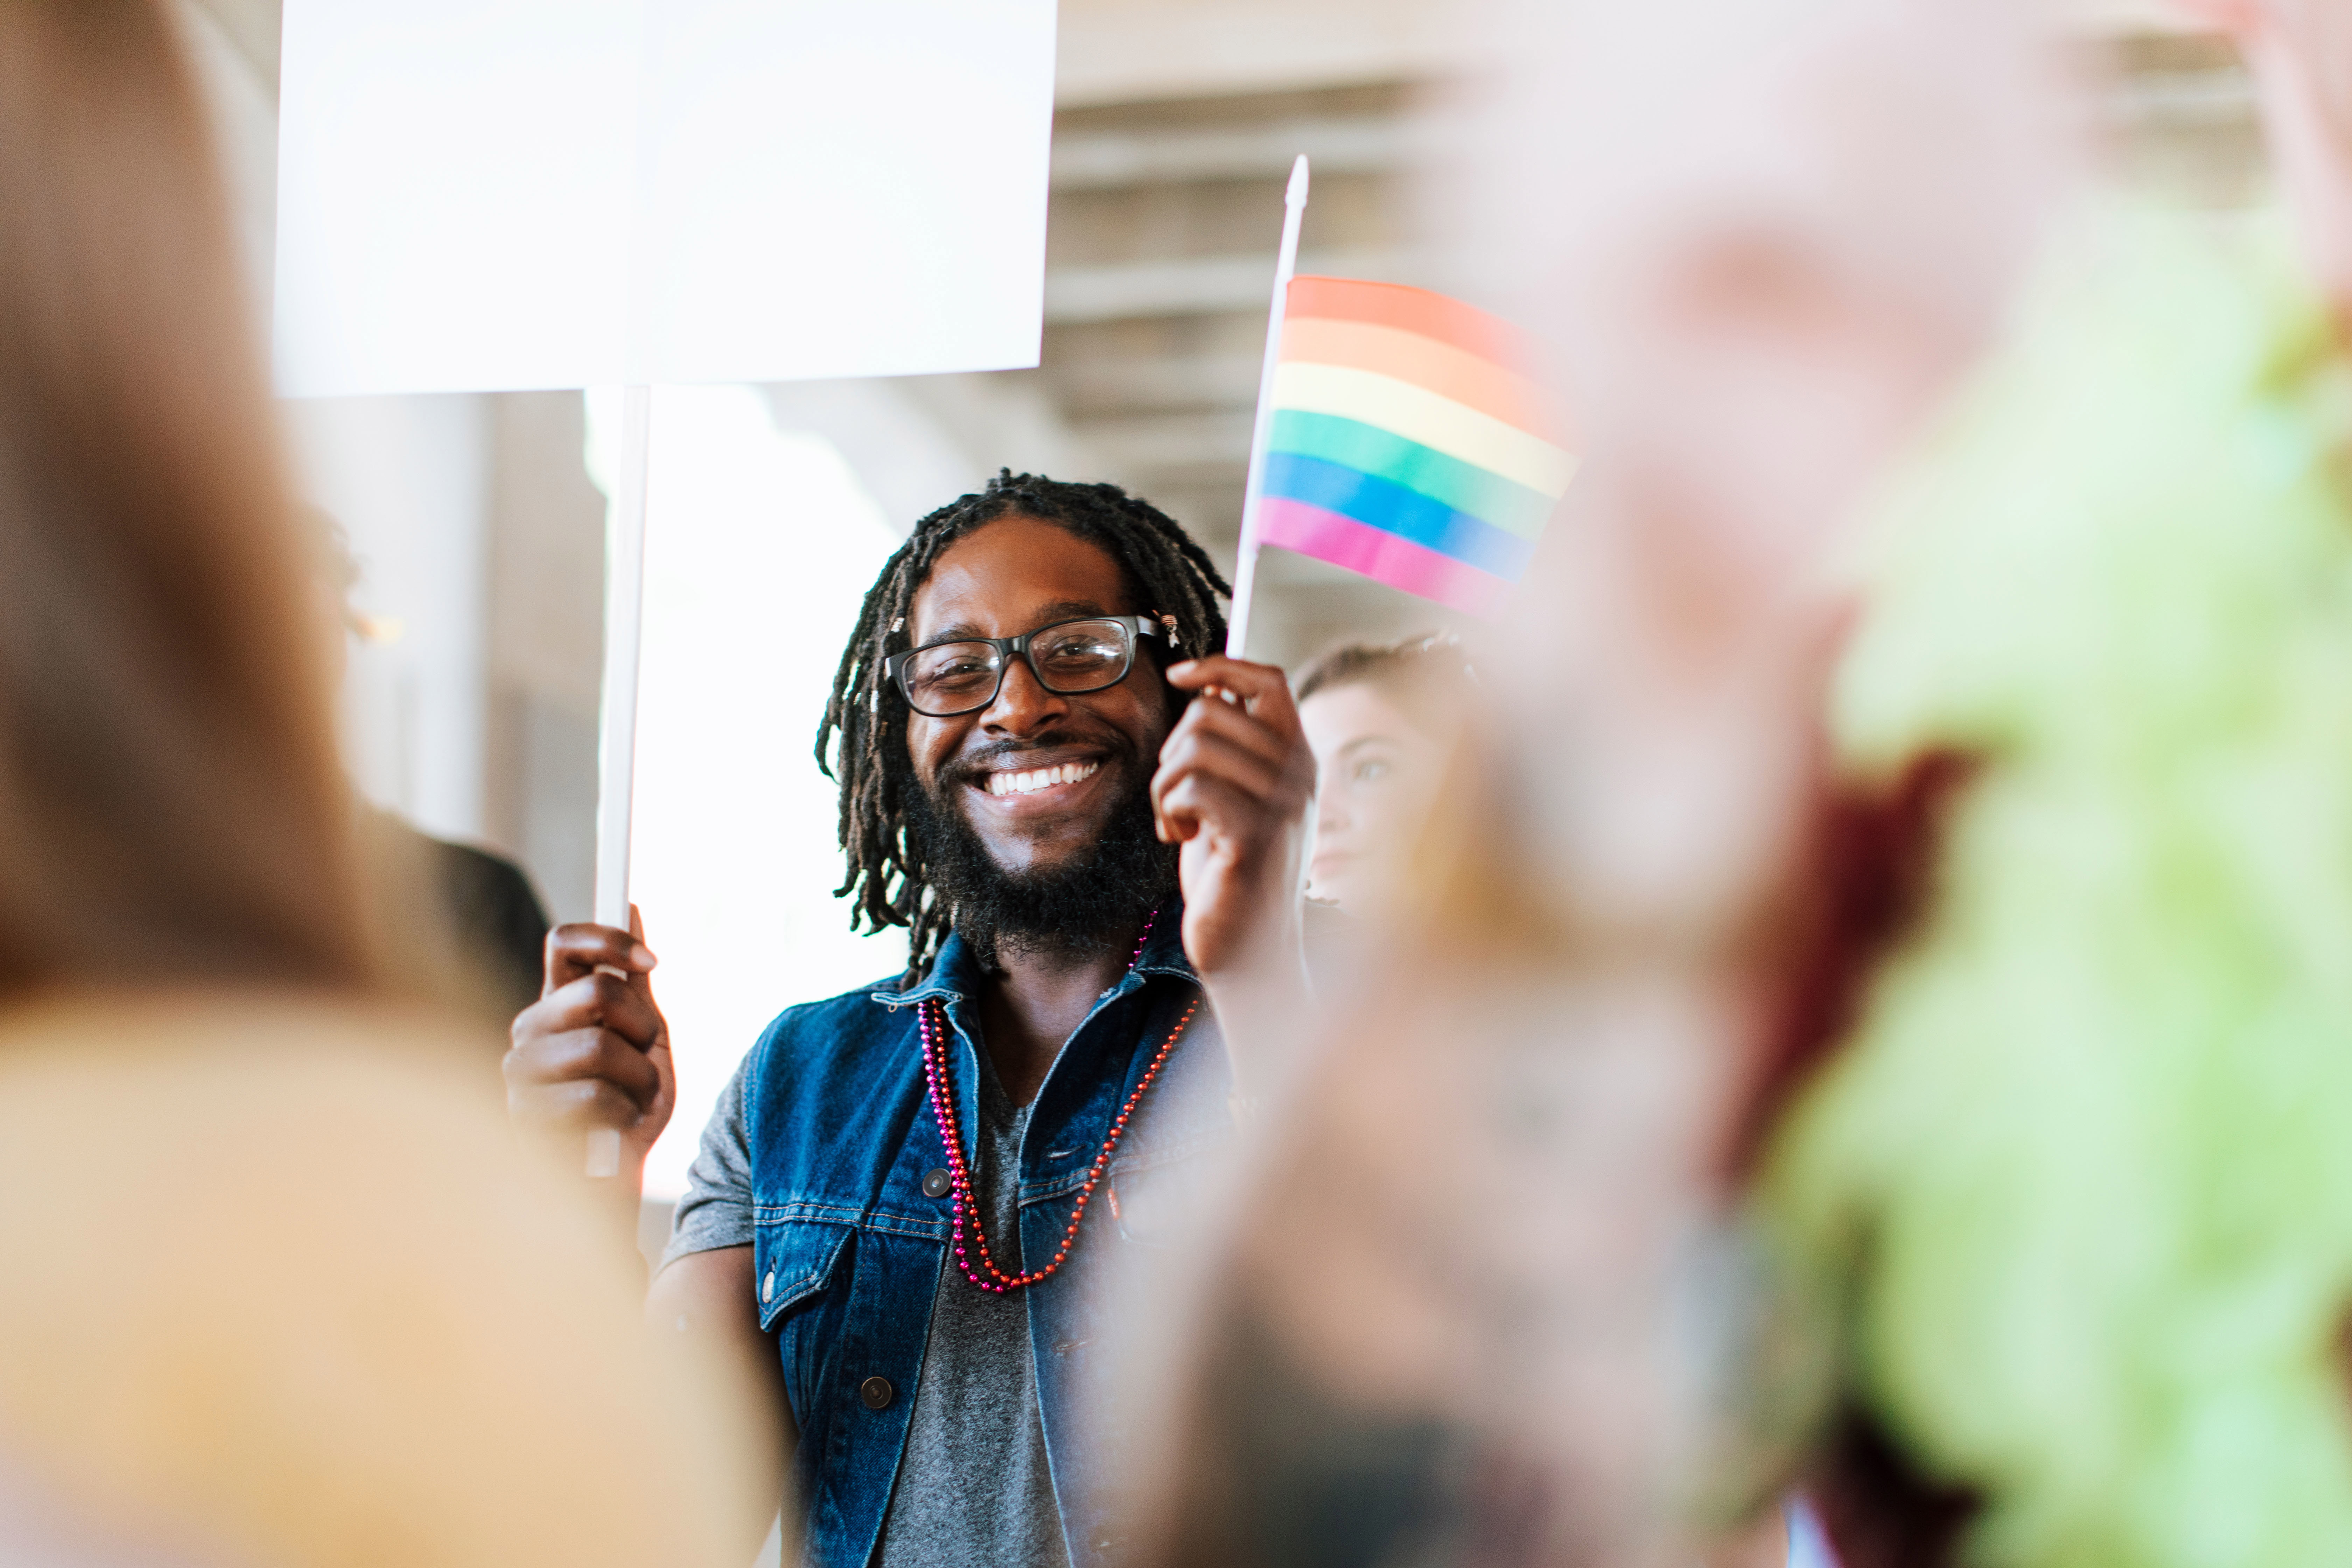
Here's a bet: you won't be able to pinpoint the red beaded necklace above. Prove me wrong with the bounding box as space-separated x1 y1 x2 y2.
917 910 1198 1295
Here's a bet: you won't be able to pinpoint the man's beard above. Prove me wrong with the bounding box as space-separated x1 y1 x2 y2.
906 746 1178 971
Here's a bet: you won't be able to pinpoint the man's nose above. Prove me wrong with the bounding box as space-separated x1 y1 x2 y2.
979 656 1068 734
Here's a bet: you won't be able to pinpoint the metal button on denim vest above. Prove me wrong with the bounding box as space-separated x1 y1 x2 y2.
743 909 1231 1568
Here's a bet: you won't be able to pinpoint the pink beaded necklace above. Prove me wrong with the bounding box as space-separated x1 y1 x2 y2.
917 909 1198 1295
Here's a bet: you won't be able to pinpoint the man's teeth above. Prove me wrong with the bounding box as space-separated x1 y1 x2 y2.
986 761 1101 797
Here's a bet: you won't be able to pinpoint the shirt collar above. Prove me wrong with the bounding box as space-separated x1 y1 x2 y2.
873 929 987 1008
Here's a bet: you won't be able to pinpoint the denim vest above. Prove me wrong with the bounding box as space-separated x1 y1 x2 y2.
742 911 1230 1568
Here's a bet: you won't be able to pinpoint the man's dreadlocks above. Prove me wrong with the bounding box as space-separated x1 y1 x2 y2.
816 471 1231 980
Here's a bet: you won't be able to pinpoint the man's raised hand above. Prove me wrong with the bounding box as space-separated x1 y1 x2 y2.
1150 655 1317 988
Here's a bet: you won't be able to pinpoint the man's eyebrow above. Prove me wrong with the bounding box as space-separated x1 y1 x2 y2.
1029 599 1115 625
921 601 1114 642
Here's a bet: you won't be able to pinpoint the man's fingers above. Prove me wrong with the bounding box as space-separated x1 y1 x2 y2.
1154 772 1259 844
505 1025 663 1109
1153 663 1316 847
1163 688 1300 769
544 921 659 995
1165 655 1299 718
510 1076 647 1135
1154 729 1287 808
514 972 664 1051
511 989 583 1049
584 970 664 1048
510 911 679 1156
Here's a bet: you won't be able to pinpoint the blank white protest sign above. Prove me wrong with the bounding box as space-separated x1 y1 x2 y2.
275 0 1057 395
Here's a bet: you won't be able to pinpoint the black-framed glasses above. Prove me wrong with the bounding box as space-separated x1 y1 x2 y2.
884 615 1173 718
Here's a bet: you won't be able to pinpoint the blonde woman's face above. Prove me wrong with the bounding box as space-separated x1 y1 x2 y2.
1301 682 1449 916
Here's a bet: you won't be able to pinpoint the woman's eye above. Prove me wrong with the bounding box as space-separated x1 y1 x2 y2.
1353 758 1391 784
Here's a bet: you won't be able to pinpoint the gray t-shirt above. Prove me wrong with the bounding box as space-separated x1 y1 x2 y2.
667 1051 1073 1568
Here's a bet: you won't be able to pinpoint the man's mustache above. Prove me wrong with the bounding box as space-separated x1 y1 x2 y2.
939 728 1139 788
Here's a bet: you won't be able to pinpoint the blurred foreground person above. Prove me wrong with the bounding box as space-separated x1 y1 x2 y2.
1120 0 2067 1564
1756 4 2352 1563
0 7 759 1566
0 1466 214 1568
1296 636 1476 917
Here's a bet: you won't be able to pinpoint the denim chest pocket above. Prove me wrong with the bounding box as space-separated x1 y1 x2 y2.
754 1219 853 1331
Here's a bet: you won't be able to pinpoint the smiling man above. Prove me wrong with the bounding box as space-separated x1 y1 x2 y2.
505 473 1315 1568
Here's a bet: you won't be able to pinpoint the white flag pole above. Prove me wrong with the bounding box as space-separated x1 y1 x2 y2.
1224 155 1310 660
586 383 653 1180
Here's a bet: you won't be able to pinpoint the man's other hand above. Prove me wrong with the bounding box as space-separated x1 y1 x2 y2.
504 911 674 1182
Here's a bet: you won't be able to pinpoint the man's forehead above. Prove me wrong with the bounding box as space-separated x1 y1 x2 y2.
908 516 1134 637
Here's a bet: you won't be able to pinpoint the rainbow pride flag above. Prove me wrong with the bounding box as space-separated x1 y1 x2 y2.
1256 276 1574 615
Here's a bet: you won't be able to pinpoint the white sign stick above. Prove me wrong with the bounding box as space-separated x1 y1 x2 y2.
1223 155 1311 661
594 386 653 934
585 385 653 1180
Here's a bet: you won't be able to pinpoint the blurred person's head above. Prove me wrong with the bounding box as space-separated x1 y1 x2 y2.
816 471 1230 976
0 1 372 997
1295 636 1475 916
1455 0 2071 936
